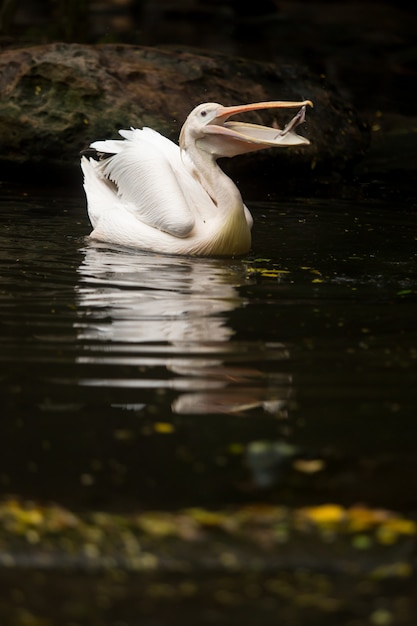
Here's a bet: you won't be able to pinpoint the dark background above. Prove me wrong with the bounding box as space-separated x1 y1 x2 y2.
2 0 416 167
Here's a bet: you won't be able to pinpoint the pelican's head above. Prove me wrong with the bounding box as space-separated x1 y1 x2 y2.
179 99 313 158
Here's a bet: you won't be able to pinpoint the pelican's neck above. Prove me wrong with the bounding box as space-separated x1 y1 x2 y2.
185 144 244 218
184 143 251 255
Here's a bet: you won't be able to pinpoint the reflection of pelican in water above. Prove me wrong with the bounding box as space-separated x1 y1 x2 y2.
75 242 292 415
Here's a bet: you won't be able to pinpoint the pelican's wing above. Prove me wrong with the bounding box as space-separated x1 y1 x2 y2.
91 128 197 238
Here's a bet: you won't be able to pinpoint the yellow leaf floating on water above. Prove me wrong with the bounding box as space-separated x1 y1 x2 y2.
300 267 322 275
298 504 417 542
246 267 290 279
185 507 230 528
347 505 390 532
372 561 413 580
263 270 290 278
0 498 80 534
347 507 417 541
292 458 325 474
385 518 417 535
298 504 346 528
153 422 175 434
9 500 44 526
376 518 417 545
137 512 179 537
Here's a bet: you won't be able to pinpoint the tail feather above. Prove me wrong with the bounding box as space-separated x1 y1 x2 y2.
81 156 117 229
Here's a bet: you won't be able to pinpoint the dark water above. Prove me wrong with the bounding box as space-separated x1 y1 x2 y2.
1 186 417 514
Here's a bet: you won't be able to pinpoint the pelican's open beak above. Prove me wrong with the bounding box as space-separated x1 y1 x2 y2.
202 99 313 158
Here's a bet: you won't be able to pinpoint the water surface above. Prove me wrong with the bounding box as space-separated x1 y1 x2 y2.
1 188 416 513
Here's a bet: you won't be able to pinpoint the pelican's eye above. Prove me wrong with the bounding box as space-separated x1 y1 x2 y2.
200 110 207 117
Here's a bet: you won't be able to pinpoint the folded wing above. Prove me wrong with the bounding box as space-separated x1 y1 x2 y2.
90 128 200 238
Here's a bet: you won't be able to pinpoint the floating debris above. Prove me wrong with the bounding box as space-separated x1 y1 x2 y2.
0 499 415 577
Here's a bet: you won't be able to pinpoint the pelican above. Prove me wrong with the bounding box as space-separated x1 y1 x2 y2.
81 99 312 256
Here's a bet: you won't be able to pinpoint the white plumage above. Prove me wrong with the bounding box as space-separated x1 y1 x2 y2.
81 99 312 256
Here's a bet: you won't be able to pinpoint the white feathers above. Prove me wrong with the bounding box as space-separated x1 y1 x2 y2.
81 100 311 255
90 128 197 238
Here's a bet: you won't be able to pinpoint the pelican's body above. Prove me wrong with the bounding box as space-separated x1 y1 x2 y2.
81 100 312 256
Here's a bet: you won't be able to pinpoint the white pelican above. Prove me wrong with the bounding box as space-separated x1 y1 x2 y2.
81 99 312 256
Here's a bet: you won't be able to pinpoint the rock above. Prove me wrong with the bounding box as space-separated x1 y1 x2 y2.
0 42 368 183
